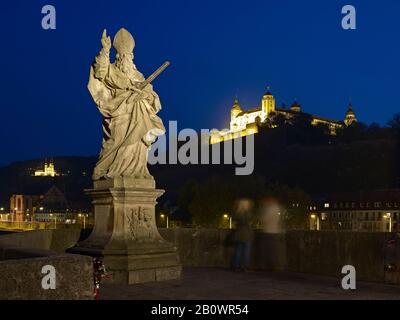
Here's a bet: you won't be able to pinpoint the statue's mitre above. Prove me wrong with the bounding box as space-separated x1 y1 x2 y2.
113 28 135 54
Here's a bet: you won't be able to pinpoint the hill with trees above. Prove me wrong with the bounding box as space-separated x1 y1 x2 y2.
0 113 399 229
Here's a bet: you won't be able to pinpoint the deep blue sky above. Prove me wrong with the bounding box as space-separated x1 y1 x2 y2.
1 0 399 166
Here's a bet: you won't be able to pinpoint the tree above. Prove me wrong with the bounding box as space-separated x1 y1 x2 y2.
337 122 367 142
177 179 198 224
188 175 265 227
388 113 400 131
264 183 312 230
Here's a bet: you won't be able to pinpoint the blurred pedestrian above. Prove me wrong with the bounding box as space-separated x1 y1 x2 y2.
259 197 282 234
232 198 254 271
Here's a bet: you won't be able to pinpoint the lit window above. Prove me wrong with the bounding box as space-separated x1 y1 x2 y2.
324 203 330 208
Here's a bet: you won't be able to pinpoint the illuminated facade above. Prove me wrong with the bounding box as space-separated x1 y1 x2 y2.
311 190 400 232
9 194 38 222
34 160 59 177
211 90 357 144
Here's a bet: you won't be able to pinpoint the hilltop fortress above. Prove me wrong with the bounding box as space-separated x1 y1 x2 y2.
211 89 357 144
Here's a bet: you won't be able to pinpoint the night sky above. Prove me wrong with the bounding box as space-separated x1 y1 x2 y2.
1 0 399 166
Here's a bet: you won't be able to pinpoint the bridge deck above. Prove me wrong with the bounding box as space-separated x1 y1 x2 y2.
101 267 400 300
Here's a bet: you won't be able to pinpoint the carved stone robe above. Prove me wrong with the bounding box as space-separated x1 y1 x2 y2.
88 49 165 180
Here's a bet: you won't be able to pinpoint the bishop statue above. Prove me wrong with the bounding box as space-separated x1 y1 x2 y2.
88 28 166 181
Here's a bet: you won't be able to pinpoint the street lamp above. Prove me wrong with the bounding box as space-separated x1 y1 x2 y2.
26 209 32 223
49 213 56 229
223 214 232 229
384 213 392 232
160 213 169 228
310 214 320 231
78 213 87 229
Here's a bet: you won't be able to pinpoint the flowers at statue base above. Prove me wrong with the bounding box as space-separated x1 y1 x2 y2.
93 257 113 300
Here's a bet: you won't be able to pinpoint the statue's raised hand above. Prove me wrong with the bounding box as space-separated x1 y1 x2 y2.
101 29 112 51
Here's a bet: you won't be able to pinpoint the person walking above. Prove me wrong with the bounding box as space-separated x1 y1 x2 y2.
232 198 255 272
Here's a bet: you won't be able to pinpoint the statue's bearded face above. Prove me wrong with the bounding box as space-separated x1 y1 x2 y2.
115 53 135 75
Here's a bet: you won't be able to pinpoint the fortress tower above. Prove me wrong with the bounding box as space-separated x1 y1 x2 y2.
344 102 357 126
262 89 276 116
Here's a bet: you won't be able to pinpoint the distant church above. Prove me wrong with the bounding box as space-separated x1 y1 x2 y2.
210 89 357 144
34 160 59 177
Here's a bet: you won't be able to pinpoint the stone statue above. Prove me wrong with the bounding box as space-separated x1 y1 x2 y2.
70 28 181 285
88 28 166 180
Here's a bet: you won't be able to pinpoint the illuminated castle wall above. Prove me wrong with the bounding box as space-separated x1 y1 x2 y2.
211 90 357 144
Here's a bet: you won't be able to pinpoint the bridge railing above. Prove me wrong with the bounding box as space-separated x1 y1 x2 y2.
0 221 52 231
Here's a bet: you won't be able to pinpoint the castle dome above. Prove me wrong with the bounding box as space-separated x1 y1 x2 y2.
344 102 357 126
290 100 301 112
346 103 355 115
231 98 242 112
263 86 274 98
231 98 242 119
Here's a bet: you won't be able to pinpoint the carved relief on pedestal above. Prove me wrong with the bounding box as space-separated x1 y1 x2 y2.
126 206 156 242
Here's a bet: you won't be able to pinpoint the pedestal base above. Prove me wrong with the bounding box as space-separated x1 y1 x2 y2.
69 177 182 285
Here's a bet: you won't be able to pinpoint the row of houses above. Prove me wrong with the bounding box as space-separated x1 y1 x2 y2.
0 185 91 224
310 189 400 232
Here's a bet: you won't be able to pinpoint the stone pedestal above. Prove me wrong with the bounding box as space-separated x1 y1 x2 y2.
69 177 181 285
